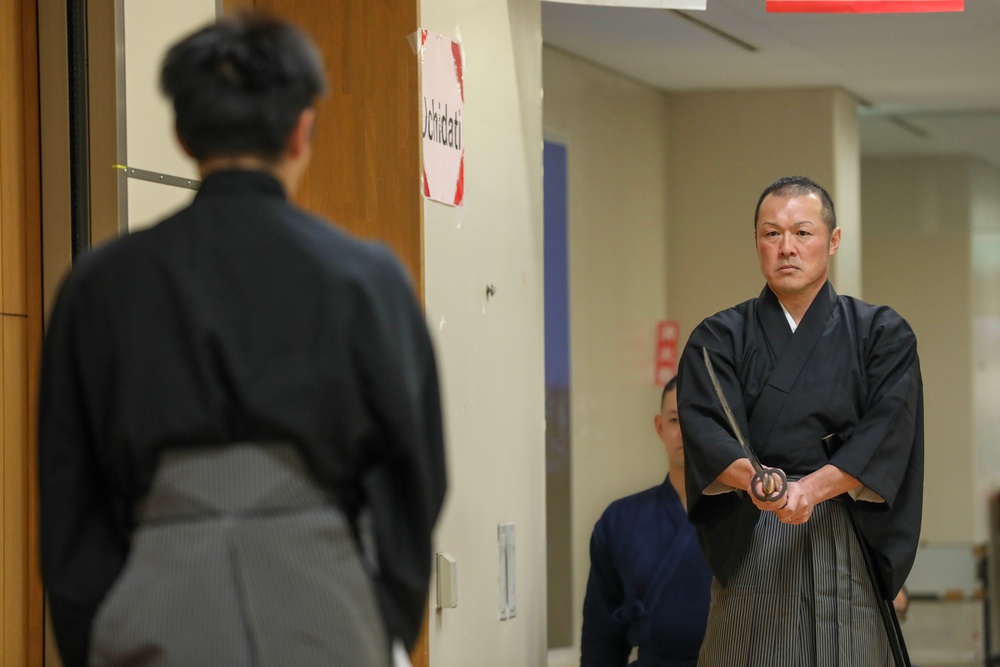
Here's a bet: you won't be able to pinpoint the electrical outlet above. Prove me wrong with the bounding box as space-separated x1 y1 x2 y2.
498 522 516 621
498 524 509 620
436 552 457 609
506 523 516 618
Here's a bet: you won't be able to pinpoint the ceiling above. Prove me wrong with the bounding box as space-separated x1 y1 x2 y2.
541 0 1000 168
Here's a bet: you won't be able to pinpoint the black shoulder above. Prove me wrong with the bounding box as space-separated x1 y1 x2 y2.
686 297 755 351
54 225 160 296
840 296 918 360
264 207 416 301
841 296 916 337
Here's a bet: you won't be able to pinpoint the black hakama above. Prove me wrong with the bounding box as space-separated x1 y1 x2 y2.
697 502 891 666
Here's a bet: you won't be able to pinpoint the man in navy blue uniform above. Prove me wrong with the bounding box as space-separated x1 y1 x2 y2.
581 377 712 667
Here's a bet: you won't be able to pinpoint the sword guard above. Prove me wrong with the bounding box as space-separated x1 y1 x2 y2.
751 467 787 503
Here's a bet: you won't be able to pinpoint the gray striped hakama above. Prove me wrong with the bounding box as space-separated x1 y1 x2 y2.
698 500 892 667
88 443 390 667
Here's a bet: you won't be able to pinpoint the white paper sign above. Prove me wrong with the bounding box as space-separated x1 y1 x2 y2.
419 30 465 207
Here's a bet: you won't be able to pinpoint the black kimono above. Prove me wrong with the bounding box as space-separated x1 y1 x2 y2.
38 170 447 666
677 281 923 601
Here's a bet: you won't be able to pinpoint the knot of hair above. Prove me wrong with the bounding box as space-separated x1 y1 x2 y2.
216 59 244 87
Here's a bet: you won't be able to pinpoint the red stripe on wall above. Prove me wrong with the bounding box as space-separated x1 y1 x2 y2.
767 0 963 12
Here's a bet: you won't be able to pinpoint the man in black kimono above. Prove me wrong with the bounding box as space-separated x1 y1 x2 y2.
38 13 446 667
677 176 923 665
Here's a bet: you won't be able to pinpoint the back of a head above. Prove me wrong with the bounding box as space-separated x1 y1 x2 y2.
660 375 679 409
160 12 325 163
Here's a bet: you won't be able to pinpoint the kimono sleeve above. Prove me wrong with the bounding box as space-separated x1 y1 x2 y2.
829 309 921 508
351 248 447 650
38 275 129 667
677 313 753 525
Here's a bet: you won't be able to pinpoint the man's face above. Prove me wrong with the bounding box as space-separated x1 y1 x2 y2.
654 389 684 471
755 193 841 300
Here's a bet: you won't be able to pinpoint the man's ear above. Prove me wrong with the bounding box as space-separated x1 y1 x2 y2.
175 124 194 159
829 226 842 256
287 108 316 159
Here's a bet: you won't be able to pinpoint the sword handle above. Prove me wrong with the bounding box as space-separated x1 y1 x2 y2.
751 467 787 503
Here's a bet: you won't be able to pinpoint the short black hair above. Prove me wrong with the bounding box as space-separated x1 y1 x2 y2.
660 375 679 409
754 175 836 234
160 11 325 162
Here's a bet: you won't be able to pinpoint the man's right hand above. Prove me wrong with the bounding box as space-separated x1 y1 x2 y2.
771 481 815 525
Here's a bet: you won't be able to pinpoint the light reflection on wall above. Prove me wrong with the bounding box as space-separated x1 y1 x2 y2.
972 166 1000 545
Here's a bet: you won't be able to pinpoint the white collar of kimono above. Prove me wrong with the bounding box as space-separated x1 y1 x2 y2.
778 300 798 333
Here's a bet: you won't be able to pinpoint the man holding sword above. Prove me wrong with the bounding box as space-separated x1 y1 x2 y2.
677 175 924 665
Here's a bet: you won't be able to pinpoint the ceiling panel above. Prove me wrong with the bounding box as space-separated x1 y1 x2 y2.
543 0 1000 167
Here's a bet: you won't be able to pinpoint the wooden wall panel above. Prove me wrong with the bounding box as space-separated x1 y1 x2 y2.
23 0 45 659
0 0 45 665
255 0 424 295
1 0 28 315
2 317 28 667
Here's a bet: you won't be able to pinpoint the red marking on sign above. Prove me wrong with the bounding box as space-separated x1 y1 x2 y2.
654 320 680 386
454 156 465 206
452 42 465 102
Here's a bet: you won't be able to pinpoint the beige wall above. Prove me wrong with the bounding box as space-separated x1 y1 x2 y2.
862 156 977 544
421 1 548 665
667 88 862 347
124 0 213 230
542 46 672 664
831 92 863 299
